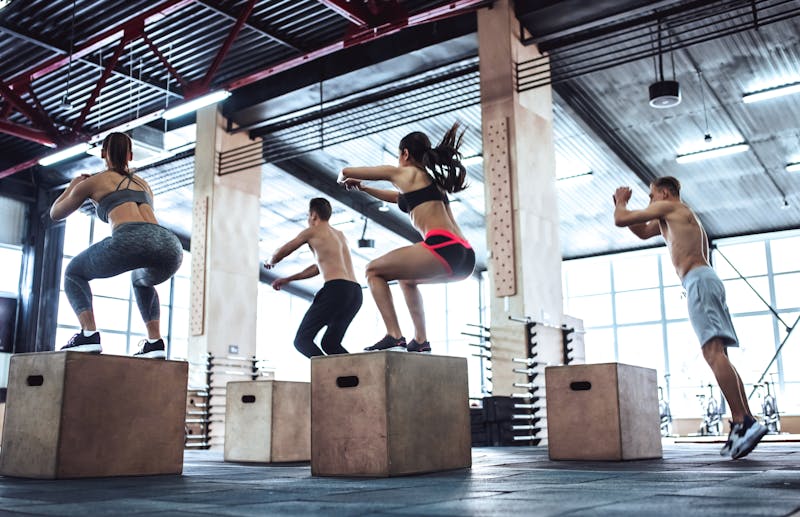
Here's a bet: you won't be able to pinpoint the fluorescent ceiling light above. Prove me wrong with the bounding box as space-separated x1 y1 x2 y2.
162 90 231 120
90 111 165 145
742 82 800 104
462 155 483 167
676 144 749 164
39 143 91 166
0 0 12 11
787 162 800 173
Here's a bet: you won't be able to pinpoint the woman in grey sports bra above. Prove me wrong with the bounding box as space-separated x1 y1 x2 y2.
50 132 183 358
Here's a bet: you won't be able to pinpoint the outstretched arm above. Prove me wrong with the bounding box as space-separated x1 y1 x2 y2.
264 228 311 268
613 187 672 240
339 165 401 183
271 264 320 290
342 179 399 203
50 174 94 221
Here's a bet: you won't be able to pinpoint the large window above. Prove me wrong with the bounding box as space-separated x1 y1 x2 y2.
0 244 23 389
57 212 190 358
563 229 800 418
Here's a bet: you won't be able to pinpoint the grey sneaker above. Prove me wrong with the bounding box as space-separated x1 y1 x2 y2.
720 420 735 456
730 416 768 459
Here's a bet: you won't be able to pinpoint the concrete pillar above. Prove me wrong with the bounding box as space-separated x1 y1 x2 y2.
188 105 262 389
478 0 564 396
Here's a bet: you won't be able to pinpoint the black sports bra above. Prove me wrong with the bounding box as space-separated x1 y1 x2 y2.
92 174 153 223
397 182 448 214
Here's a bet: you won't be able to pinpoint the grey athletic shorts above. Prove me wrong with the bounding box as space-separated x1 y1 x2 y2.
682 265 738 348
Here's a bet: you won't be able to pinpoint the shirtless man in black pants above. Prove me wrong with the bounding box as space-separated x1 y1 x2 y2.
264 198 362 358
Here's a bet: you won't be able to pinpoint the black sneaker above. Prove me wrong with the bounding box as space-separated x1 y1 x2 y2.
730 416 768 459
61 331 102 353
364 335 406 352
134 339 166 359
407 339 431 353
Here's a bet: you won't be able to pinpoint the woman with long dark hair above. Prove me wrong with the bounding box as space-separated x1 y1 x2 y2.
339 122 474 353
50 132 183 358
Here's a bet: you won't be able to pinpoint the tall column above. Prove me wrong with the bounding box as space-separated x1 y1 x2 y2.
188 105 262 389
478 0 564 396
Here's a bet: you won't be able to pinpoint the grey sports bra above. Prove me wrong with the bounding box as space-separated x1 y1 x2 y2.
93 174 153 223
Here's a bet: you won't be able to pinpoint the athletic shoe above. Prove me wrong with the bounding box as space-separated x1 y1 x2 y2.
730 416 768 459
134 339 166 359
720 420 735 456
407 339 431 353
364 335 406 352
61 331 102 353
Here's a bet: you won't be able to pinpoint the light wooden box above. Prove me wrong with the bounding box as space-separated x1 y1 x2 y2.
224 380 310 463
311 351 471 477
545 362 662 461
0 352 188 478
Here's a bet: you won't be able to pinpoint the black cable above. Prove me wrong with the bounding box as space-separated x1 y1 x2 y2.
61 0 76 108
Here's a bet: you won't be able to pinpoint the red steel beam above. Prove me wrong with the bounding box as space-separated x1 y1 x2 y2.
228 0 490 90
6 0 196 89
0 80 58 139
198 0 256 90
0 157 41 180
317 0 372 27
0 120 56 147
73 31 133 131
142 33 190 90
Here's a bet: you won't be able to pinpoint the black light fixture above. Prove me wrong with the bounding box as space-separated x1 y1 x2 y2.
649 20 681 109
357 217 374 248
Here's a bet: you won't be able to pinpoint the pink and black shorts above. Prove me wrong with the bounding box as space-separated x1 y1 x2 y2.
422 229 475 280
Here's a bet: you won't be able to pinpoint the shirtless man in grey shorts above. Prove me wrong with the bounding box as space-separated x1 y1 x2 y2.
613 176 767 459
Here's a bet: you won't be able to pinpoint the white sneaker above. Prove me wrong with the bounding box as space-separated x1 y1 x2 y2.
730 418 768 459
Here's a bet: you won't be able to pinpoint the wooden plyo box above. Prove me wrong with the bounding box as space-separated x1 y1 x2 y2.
311 351 471 477
0 352 188 479
545 362 662 461
224 380 310 463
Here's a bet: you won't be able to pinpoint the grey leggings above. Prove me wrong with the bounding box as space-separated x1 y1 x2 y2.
64 222 183 323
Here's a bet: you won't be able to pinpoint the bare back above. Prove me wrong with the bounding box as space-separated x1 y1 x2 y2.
90 170 158 228
394 165 465 239
658 200 710 280
306 223 357 283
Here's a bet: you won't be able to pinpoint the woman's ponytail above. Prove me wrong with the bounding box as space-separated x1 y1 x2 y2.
398 122 468 194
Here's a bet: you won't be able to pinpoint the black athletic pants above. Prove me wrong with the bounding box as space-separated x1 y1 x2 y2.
294 279 363 358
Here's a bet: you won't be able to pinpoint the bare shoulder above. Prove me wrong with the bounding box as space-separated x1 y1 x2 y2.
674 201 697 219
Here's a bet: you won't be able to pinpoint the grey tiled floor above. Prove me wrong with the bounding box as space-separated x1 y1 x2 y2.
1 444 798 516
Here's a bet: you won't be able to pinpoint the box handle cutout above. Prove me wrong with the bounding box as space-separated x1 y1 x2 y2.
27 375 44 386
242 395 256 403
336 376 359 388
570 381 591 391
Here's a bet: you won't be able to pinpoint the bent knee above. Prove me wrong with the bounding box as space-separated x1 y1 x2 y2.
365 261 384 279
398 279 418 290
